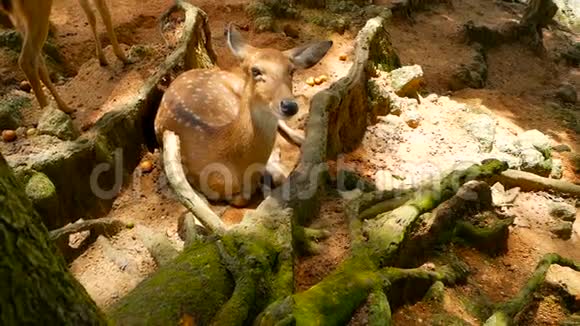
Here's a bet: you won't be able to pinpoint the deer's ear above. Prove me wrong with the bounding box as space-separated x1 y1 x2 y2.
284 40 333 69
226 23 250 59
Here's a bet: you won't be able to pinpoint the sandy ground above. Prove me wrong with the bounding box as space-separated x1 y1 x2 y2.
0 0 579 323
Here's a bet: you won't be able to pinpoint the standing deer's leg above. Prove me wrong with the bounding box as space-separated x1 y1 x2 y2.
93 0 131 64
78 0 108 66
265 147 287 188
38 55 73 113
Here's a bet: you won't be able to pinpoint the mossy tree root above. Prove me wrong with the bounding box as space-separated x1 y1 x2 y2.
483 253 580 326
453 216 514 256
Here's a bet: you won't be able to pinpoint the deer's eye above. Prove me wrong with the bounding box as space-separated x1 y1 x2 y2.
251 66 262 79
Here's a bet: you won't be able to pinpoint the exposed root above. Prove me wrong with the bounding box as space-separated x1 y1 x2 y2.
462 0 558 54
454 216 514 256
368 289 391 326
336 169 378 192
359 196 411 220
177 212 205 247
135 225 179 267
484 253 580 326
293 226 330 255
49 217 127 243
162 130 226 236
492 169 580 197
96 235 139 275
278 120 305 147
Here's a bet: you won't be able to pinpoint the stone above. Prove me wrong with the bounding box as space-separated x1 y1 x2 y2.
491 182 520 206
37 106 79 141
464 114 496 152
401 108 422 128
516 129 552 155
556 83 577 104
484 152 522 169
548 201 576 222
0 93 27 130
25 172 59 219
552 144 572 152
520 148 544 170
550 220 573 240
389 65 424 98
550 158 563 179
449 46 487 90
553 0 580 33
495 138 519 155
564 152 580 173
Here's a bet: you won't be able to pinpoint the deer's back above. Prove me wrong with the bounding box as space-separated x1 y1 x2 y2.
154 68 265 199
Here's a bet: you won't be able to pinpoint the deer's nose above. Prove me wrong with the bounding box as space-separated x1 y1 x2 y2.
280 99 298 116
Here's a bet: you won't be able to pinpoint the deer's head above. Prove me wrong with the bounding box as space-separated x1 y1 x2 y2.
226 23 332 120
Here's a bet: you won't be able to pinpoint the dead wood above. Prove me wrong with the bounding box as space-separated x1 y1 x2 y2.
135 224 179 267
49 217 127 243
492 169 580 197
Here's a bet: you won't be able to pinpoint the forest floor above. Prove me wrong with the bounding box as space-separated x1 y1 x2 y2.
0 0 579 324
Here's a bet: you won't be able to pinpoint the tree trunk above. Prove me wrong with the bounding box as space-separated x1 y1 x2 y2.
0 153 106 325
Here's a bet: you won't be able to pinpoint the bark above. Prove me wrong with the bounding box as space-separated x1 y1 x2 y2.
0 153 106 325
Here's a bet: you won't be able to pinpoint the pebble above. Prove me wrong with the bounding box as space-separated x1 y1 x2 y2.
339 54 348 61
19 80 31 92
2 129 16 142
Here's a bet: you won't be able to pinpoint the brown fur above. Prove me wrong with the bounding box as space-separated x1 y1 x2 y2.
154 24 332 207
2 0 129 114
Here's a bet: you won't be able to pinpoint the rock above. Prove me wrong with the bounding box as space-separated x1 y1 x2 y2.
550 158 563 179
491 182 520 206
0 93 28 130
449 45 487 90
2 129 16 142
37 106 79 141
389 65 424 98
516 129 552 155
401 108 422 128
548 201 576 222
25 172 59 219
495 138 519 155
564 152 580 173
553 0 580 33
464 114 496 152
520 148 545 171
484 152 522 169
552 144 571 152
550 220 573 240
556 83 577 104
19 80 31 92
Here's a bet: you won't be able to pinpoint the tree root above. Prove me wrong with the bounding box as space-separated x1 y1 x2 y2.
492 169 580 197
177 212 205 247
96 235 139 275
368 289 391 326
293 226 331 255
162 130 226 236
454 216 514 256
484 253 580 326
135 225 179 267
49 217 128 243
462 0 558 54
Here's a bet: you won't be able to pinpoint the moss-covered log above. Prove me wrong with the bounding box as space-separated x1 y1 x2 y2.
484 253 580 326
0 153 106 325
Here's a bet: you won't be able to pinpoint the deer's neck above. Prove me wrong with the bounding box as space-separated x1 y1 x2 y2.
236 79 278 151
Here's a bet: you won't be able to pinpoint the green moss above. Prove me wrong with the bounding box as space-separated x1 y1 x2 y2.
431 312 472 326
292 256 380 325
368 290 391 326
459 290 494 322
109 240 233 325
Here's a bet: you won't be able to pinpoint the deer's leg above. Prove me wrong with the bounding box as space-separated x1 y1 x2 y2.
38 55 73 113
264 147 287 188
78 0 108 66
18 19 49 109
93 0 130 64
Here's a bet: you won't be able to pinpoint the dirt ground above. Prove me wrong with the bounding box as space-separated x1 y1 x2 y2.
1 0 579 324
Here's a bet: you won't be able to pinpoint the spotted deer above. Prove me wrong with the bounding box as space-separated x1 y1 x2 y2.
154 23 332 207
0 0 130 114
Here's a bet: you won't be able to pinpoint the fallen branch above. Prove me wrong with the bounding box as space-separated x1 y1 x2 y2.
162 130 226 236
484 253 580 326
492 169 580 197
49 218 127 243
